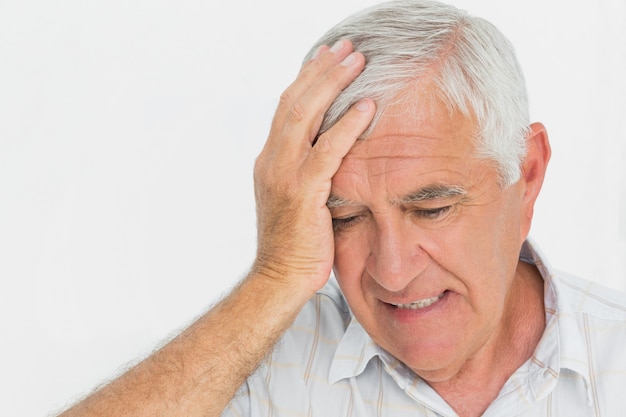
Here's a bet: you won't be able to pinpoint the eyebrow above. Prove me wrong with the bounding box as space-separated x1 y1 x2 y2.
393 185 468 205
327 184 467 209
326 194 358 209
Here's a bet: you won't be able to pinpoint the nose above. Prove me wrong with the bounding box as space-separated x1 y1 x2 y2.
366 216 429 292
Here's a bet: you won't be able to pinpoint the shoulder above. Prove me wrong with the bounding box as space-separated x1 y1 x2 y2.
283 276 351 353
552 270 626 371
550 271 626 413
553 270 626 321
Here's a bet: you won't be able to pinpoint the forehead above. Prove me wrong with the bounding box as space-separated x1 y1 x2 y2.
339 86 479 171
329 82 501 205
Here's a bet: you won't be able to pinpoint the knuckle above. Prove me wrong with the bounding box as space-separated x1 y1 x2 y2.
318 67 346 90
254 154 288 192
254 155 272 184
278 89 293 107
286 100 306 124
301 56 324 76
313 131 335 154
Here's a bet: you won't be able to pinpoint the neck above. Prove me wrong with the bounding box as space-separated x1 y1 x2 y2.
429 261 546 417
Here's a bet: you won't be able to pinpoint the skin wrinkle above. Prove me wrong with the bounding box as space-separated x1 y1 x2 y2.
328 184 468 212
328 77 549 417
56 8 556 417
328 147 477 211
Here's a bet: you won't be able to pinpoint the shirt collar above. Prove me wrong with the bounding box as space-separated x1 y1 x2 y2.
523 239 592 402
523 240 590 377
328 316 382 384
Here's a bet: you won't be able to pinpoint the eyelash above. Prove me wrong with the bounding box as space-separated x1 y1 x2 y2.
332 206 452 231
332 215 363 231
412 205 452 220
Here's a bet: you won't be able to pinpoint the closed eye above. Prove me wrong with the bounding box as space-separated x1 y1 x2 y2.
332 215 363 231
413 206 451 220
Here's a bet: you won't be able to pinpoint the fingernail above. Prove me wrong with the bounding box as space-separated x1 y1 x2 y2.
355 100 370 112
341 52 357 67
329 40 344 53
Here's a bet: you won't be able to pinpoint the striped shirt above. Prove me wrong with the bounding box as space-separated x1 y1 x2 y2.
223 240 626 416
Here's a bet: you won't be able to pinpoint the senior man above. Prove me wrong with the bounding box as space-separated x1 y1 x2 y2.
61 1 626 416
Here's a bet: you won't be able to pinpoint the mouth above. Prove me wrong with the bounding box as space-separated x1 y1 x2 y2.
389 292 446 310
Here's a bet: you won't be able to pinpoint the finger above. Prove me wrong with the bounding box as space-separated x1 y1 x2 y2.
273 50 366 163
266 40 358 148
301 98 376 192
271 41 349 131
265 44 333 144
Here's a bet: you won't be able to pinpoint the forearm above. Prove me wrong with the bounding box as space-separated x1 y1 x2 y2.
60 39 373 417
59 272 313 417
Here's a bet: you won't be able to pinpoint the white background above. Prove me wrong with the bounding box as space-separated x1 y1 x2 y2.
1 0 625 415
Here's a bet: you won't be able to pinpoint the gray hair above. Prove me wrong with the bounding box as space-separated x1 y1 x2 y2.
304 0 530 186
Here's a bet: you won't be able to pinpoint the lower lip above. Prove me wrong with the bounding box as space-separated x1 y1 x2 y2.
385 290 451 321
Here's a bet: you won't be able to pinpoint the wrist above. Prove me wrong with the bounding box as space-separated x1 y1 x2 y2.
248 258 328 305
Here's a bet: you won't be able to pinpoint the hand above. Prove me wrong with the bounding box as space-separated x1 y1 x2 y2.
252 40 376 295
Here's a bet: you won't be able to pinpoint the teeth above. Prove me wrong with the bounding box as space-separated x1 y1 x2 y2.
392 293 443 310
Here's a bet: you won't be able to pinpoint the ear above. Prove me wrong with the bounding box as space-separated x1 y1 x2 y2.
519 122 551 238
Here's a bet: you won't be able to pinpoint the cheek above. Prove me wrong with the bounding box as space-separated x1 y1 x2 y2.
334 233 364 270
471 213 522 294
453 194 522 252
426 204 521 288
333 232 370 291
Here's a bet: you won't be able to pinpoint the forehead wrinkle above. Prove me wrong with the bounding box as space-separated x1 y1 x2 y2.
346 137 446 161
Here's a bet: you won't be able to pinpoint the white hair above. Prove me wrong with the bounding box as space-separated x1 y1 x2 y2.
304 0 531 186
